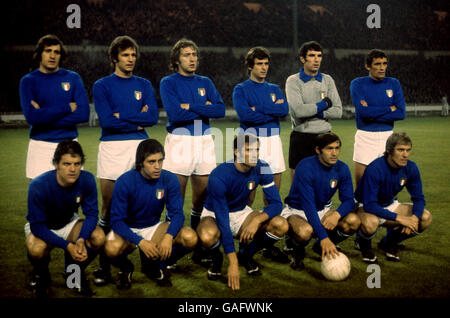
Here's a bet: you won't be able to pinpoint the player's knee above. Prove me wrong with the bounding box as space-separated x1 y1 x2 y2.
342 213 361 233
293 223 313 242
26 236 49 259
197 225 220 248
361 215 379 235
88 227 106 250
268 216 289 237
104 239 123 258
180 226 198 249
420 210 432 230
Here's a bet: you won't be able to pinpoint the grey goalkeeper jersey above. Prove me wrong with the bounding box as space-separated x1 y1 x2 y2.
285 72 342 134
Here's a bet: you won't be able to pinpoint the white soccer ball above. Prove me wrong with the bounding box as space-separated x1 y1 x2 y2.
320 252 351 281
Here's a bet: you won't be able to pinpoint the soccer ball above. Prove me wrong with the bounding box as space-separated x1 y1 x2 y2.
320 252 351 281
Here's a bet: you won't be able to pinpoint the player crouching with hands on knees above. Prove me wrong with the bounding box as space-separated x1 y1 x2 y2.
25 140 105 298
104 139 197 288
281 133 360 271
196 134 288 290
354 132 432 263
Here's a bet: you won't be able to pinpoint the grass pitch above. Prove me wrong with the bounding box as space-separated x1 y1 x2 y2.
0 117 449 299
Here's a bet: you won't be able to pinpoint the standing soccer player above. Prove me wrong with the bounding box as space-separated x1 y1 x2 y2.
92 35 159 285
19 34 90 180
105 139 198 288
232 46 289 263
196 134 288 290
25 140 105 298
351 49 406 186
281 133 359 270
354 132 432 263
159 38 225 232
285 41 342 182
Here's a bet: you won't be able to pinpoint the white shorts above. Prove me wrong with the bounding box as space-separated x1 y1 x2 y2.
280 204 331 221
358 200 400 225
106 222 162 242
201 206 253 237
353 130 393 165
26 139 60 179
258 135 286 174
24 214 80 240
97 139 142 180
162 133 216 176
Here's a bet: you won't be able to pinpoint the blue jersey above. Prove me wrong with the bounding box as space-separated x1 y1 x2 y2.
93 74 159 141
204 160 282 254
26 170 99 249
19 69 89 142
110 169 184 246
354 156 425 220
159 73 225 135
284 156 354 241
232 79 289 137
350 76 405 131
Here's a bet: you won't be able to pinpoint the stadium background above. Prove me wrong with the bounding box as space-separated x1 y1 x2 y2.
1 0 449 302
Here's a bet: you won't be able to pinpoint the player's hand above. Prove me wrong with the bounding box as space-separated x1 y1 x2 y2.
75 238 88 260
250 106 255 111
67 242 87 262
139 239 160 259
205 101 212 105
157 234 173 260
320 237 340 260
239 219 260 244
137 126 143 130
390 105 397 111
180 103 190 110
323 97 332 109
141 105 149 112
275 99 285 104
31 100 40 109
396 214 419 233
227 253 240 290
69 102 77 112
360 100 368 107
322 211 340 231
113 112 120 118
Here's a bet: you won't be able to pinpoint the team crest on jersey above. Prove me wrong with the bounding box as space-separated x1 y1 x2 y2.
61 82 70 91
330 179 338 188
198 88 206 97
134 91 142 100
400 178 407 186
386 89 393 98
320 91 327 99
156 189 164 200
247 181 256 191
270 93 276 102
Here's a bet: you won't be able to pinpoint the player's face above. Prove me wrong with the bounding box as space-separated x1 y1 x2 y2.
249 58 269 83
388 143 411 168
316 141 340 167
40 45 61 73
177 46 198 76
55 154 82 187
140 152 164 180
236 141 259 168
366 57 388 81
114 47 137 77
301 50 322 76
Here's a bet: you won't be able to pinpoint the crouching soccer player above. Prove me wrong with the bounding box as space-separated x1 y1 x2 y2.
25 140 105 297
281 133 360 270
354 132 432 263
196 134 288 290
104 139 197 288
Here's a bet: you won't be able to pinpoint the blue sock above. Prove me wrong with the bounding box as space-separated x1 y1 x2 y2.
240 231 280 258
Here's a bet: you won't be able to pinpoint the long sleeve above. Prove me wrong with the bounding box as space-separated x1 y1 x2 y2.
286 76 324 119
336 165 355 217
19 75 71 126
260 167 283 219
51 74 90 128
208 177 236 254
164 174 185 237
406 163 426 219
188 79 225 119
351 79 393 120
233 85 274 124
78 174 99 241
93 80 140 132
322 76 342 120
118 82 159 127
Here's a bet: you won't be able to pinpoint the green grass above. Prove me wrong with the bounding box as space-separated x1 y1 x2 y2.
0 117 449 298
